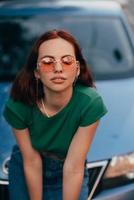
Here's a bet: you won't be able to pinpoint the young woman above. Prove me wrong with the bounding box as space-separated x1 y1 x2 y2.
4 29 107 200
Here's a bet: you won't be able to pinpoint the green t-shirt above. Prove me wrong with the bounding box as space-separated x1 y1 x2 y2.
3 84 108 159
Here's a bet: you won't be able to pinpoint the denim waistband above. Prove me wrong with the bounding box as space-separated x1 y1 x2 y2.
12 145 87 172
40 151 65 162
12 145 65 162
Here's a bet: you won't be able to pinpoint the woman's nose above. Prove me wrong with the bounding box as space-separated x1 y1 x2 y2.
54 61 63 72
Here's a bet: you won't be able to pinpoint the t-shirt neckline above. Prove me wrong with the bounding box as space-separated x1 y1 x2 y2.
35 88 76 120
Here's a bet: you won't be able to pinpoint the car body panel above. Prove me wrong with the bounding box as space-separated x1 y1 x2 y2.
0 83 15 180
87 77 134 162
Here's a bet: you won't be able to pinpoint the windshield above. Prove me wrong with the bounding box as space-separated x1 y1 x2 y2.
0 15 134 81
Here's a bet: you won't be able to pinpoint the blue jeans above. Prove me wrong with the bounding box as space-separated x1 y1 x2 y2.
9 145 89 200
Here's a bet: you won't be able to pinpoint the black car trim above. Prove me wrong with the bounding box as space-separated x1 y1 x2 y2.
86 160 109 200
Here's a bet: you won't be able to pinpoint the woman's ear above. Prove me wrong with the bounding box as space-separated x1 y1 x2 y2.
34 69 40 80
76 61 80 77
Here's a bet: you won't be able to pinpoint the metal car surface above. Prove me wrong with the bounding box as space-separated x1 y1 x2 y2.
0 0 134 199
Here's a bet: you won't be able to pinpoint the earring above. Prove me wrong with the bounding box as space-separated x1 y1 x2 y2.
73 76 78 86
73 62 80 86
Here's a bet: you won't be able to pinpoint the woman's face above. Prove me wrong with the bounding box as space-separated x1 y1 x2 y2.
35 38 80 93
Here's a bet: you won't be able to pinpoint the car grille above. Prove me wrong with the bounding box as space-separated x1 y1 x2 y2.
86 160 109 200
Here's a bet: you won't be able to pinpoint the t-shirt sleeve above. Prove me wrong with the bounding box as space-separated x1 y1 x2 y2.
3 98 31 130
79 95 108 127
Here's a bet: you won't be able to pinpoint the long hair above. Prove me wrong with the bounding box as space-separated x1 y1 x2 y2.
11 29 95 105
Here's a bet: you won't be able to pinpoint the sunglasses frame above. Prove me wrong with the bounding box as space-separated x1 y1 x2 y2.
37 55 79 72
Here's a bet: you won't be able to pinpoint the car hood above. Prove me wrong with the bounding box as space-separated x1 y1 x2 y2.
88 77 134 162
0 79 134 163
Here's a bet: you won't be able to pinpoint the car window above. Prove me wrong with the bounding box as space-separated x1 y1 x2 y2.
0 14 134 80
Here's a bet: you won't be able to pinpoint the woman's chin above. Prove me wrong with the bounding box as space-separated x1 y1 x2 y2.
44 83 73 93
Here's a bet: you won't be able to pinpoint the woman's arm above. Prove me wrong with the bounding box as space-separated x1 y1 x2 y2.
63 120 100 200
12 128 43 200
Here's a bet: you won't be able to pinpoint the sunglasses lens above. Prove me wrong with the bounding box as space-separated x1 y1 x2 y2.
39 57 54 72
61 56 74 69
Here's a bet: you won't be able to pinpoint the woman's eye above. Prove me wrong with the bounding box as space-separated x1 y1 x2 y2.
63 60 72 65
62 56 74 64
44 61 53 64
62 58 73 64
42 58 54 64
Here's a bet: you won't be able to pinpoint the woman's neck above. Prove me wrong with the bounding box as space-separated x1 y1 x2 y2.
43 86 73 110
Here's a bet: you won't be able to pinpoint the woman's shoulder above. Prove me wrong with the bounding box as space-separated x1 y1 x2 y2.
3 97 33 129
74 83 100 102
75 84 108 126
4 97 33 120
6 97 31 111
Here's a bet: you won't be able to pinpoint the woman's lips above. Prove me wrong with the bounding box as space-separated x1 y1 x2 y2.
51 77 66 83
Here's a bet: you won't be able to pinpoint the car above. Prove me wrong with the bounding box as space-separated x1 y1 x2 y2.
0 0 134 199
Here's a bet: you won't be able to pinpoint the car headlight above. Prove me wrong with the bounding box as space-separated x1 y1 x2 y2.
0 157 10 185
102 152 134 189
2 157 10 175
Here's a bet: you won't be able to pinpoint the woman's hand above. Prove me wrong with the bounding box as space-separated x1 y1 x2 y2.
12 128 43 200
63 120 99 200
